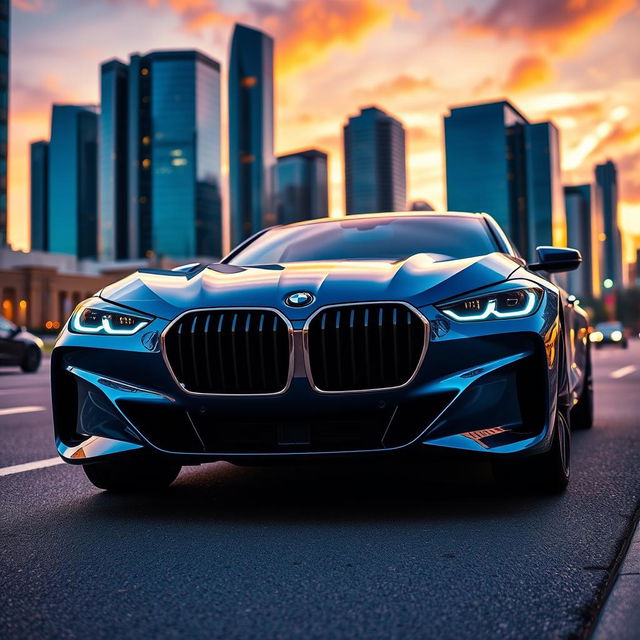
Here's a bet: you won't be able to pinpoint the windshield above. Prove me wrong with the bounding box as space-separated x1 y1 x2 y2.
227 216 498 265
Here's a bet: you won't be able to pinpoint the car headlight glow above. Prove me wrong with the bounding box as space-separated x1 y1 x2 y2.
589 331 604 343
70 304 151 335
610 330 623 342
439 287 542 322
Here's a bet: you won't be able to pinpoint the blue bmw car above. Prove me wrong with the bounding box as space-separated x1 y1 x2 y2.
51 212 592 493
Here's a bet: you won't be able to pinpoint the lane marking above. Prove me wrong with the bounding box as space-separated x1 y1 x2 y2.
0 457 64 477
0 406 47 417
0 387 50 396
611 365 637 380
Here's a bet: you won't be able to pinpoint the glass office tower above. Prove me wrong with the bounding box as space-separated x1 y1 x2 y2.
277 149 328 224
228 24 275 249
30 141 49 251
595 160 623 289
564 184 599 298
0 0 9 246
343 106 406 214
445 100 567 259
125 50 221 259
525 122 566 256
48 105 98 258
99 60 129 261
445 101 529 253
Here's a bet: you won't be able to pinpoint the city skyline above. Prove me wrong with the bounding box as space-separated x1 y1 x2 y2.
7 0 640 264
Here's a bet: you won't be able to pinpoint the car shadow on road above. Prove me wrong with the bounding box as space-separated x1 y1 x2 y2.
85 457 555 525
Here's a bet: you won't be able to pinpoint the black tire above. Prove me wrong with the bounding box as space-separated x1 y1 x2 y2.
492 410 570 494
83 455 182 492
571 346 593 430
20 346 41 373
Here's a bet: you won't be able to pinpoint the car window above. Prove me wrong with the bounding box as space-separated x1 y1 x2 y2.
228 216 498 265
0 315 15 338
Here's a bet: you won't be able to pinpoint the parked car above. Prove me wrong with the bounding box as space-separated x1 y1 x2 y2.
0 315 43 372
590 321 628 349
51 212 591 494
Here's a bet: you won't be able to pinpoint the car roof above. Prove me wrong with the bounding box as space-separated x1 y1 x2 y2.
279 211 488 229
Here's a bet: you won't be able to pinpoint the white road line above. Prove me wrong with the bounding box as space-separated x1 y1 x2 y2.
0 406 47 417
610 365 637 380
0 457 64 477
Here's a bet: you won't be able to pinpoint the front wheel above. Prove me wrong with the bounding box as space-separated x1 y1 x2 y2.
21 346 41 373
492 411 570 494
83 454 182 492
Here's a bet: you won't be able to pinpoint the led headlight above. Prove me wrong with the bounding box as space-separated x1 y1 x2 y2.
438 286 542 322
70 303 152 335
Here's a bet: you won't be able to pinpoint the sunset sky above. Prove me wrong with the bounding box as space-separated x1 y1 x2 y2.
8 0 640 260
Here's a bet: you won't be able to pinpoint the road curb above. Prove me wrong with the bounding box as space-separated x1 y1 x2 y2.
590 516 640 639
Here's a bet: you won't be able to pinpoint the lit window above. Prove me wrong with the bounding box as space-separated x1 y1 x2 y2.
241 154 255 164
171 158 188 166
241 76 257 88
19 300 27 310
169 149 183 157
142 158 151 169
141 68 149 76
142 136 150 145
598 232 607 242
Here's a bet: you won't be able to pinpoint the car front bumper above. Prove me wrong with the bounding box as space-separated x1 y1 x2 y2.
52 296 560 466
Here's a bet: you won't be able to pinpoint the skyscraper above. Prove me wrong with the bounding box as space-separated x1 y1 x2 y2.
118 50 222 259
343 106 406 214
525 122 566 253
30 141 49 252
277 149 328 224
48 105 99 258
564 184 599 298
0 0 9 246
229 24 275 249
595 160 623 289
444 100 566 259
99 59 129 261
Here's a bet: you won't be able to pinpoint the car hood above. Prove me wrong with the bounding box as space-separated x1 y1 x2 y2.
100 252 520 321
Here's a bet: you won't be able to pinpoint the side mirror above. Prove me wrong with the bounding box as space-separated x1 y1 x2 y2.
528 246 582 273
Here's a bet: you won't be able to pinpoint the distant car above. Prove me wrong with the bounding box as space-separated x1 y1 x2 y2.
0 315 43 372
52 212 592 494
590 321 628 349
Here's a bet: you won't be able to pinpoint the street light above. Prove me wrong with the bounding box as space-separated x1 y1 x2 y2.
603 278 614 289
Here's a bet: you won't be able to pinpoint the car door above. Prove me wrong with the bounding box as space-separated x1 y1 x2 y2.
0 316 24 365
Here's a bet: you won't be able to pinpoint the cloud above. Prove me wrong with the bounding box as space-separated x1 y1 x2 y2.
355 74 435 99
617 151 640 202
543 101 604 121
138 0 414 73
503 55 555 92
460 0 637 55
12 0 49 11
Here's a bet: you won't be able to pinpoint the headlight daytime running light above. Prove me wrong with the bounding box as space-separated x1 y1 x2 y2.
439 287 542 322
70 304 151 335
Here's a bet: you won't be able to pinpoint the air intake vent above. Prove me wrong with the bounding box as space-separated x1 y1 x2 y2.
163 309 291 394
306 303 428 392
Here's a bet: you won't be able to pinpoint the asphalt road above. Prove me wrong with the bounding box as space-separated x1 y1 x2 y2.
1 343 639 639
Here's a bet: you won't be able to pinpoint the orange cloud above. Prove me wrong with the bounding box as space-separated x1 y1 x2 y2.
12 0 47 11
142 0 414 74
355 74 435 99
544 101 604 121
461 0 636 55
503 56 555 92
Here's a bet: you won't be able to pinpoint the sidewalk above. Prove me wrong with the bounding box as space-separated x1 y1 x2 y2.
592 519 640 639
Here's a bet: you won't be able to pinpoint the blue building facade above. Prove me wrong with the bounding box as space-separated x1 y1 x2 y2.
595 160 623 289
121 50 222 259
277 149 328 224
444 100 566 259
564 184 598 298
30 141 49 252
228 24 275 249
99 59 129 261
343 106 406 214
48 105 99 258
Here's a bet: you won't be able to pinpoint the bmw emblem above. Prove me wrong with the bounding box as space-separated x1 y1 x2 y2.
285 291 315 308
